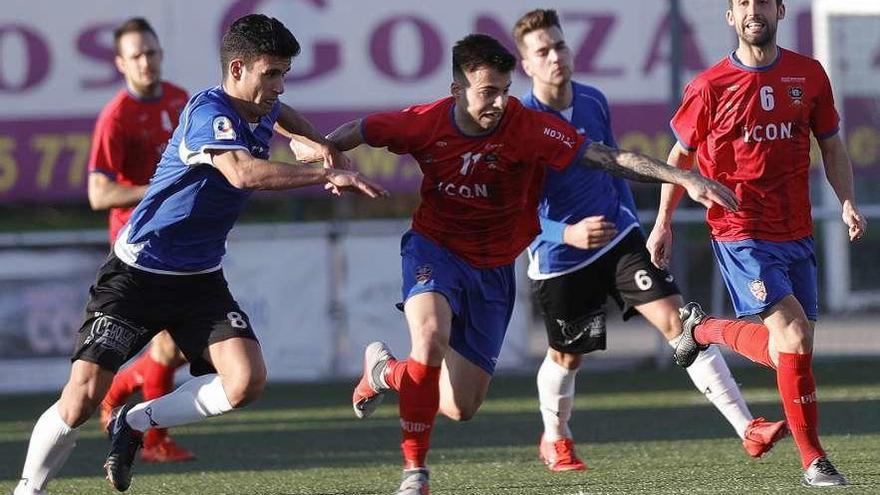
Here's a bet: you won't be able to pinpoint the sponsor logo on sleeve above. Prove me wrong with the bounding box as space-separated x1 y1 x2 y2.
543 127 576 149
213 116 236 140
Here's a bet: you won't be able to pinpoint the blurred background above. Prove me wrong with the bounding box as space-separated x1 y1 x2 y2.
1 0 878 392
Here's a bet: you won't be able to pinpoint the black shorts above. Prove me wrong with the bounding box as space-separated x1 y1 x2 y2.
533 229 680 354
72 254 258 376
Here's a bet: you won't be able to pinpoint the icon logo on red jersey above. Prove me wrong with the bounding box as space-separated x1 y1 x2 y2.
748 279 767 302
543 127 576 149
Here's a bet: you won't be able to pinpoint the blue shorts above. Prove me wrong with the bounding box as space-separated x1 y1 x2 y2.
711 237 818 320
400 230 516 374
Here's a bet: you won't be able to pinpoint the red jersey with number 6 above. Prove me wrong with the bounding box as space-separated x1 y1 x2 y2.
88 81 188 242
362 96 587 268
670 48 839 242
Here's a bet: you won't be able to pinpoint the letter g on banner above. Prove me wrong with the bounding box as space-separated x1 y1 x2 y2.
219 0 340 82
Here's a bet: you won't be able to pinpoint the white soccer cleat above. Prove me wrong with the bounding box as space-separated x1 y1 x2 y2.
396 467 429 495
803 456 848 487
352 341 393 419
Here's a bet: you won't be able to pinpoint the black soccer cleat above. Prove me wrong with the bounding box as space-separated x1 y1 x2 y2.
674 302 710 368
104 404 143 492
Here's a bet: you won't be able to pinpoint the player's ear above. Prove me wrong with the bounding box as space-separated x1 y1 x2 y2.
520 58 534 78
114 55 126 75
450 81 461 98
725 9 735 27
777 2 786 20
229 59 244 80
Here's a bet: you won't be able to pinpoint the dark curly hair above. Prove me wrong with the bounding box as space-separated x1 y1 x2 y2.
452 34 516 84
220 14 301 77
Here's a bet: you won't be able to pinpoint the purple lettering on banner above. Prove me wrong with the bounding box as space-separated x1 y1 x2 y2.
370 16 442 82
563 13 623 77
78 23 122 90
219 0 328 42
474 15 527 77
642 13 705 75
220 0 338 82
0 25 50 93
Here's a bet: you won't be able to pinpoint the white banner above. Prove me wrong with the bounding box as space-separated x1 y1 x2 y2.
1 0 814 117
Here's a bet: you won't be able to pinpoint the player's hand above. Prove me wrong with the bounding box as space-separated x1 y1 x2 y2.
683 173 739 212
325 169 388 199
318 142 351 171
563 216 618 249
289 138 322 163
842 200 867 242
646 223 673 270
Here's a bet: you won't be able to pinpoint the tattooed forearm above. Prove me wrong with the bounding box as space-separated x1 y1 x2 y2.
580 142 692 185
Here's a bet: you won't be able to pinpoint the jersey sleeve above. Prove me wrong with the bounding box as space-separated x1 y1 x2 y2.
811 63 840 140
88 113 126 178
361 107 428 155
530 113 588 171
670 79 712 151
179 100 249 166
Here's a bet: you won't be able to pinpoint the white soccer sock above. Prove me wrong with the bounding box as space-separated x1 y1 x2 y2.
126 373 233 432
668 337 753 438
15 402 79 494
537 353 577 441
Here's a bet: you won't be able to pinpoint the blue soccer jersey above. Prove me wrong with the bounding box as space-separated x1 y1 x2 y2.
524 81 640 280
115 86 280 273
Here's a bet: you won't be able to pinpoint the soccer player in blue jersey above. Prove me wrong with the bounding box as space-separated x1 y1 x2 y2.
512 9 787 472
13 14 386 495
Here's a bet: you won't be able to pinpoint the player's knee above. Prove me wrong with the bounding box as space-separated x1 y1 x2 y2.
409 318 450 359
223 369 267 408
550 350 582 370
442 403 479 422
782 318 814 351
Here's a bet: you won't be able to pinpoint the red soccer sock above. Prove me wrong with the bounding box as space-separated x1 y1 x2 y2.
776 352 825 468
385 358 407 392
141 356 179 448
397 359 441 469
695 318 775 369
103 352 152 408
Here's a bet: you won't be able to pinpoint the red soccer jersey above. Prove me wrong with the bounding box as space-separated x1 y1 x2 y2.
362 96 586 268
88 81 188 242
670 48 839 241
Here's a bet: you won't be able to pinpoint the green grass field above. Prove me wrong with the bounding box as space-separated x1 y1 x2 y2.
1 359 878 495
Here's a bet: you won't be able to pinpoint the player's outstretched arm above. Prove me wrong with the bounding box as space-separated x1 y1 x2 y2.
581 141 738 211
646 142 694 269
87 172 148 210
275 103 350 169
818 134 867 241
326 119 366 152
210 148 387 198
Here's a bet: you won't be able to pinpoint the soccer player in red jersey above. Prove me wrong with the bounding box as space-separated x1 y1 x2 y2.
87 18 194 463
647 0 866 487
307 34 738 495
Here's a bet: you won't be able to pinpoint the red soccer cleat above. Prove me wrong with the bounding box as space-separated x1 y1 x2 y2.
140 437 196 463
742 417 788 458
539 435 587 472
